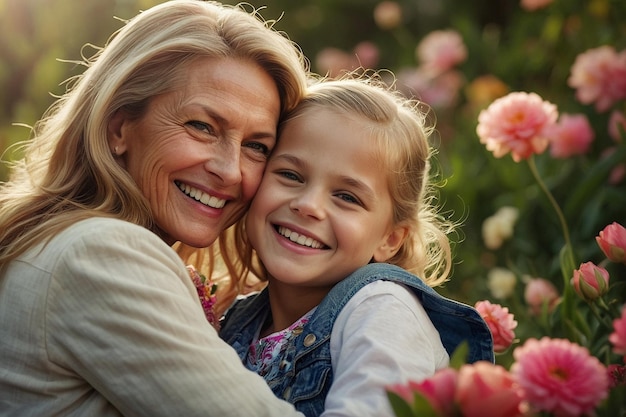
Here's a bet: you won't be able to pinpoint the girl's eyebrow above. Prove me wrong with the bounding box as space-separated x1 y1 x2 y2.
339 175 376 202
270 153 305 168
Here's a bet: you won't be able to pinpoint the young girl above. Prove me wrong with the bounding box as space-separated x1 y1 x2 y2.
219 75 494 416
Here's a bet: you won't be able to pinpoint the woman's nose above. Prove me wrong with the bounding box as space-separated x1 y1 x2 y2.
203 142 242 186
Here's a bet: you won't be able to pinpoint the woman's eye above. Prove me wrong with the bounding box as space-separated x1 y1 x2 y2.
186 120 215 135
243 142 270 156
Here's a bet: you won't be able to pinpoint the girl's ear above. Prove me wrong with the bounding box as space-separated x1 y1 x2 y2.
372 224 409 263
108 110 129 156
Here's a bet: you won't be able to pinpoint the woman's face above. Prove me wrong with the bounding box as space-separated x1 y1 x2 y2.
109 57 281 247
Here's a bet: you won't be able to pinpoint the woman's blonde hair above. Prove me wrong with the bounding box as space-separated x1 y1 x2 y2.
229 72 457 290
0 0 308 297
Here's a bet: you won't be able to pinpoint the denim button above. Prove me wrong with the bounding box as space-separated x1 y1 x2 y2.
303 333 316 346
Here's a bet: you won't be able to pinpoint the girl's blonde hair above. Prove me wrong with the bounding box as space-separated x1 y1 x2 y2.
228 73 458 291
0 0 308 305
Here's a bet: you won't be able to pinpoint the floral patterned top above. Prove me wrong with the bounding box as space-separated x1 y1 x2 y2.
245 308 316 381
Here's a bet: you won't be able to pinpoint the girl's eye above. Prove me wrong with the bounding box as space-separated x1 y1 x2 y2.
336 192 362 205
277 170 301 182
186 120 215 135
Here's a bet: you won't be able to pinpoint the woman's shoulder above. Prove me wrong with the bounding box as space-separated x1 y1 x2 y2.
62 216 152 236
55 217 164 248
25 217 172 267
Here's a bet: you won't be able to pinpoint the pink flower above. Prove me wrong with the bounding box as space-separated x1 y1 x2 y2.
315 47 355 79
570 262 610 302
476 91 558 162
475 300 518 353
608 110 626 143
546 113 595 158
187 265 220 331
596 222 626 264
353 41 380 69
610 307 626 356
520 0 553 11
568 46 626 112
511 337 609 416
388 368 458 416
524 277 560 316
397 68 464 109
456 362 524 417
416 30 468 76
607 364 626 388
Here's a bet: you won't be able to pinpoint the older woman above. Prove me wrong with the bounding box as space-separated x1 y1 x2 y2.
0 1 308 416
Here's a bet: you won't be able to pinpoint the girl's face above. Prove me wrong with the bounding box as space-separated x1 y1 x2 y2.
108 57 280 247
246 107 407 290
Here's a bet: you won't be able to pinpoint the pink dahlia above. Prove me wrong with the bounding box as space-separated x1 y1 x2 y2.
568 45 626 113
607 364 626 388
610 307 626 356
511 337 609 416
475 300 518 353
416 29 468 76
476 91 558 162
546 113 595 159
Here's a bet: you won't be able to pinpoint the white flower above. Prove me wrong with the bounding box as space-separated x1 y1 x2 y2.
487 267 517 299
482 206 520 250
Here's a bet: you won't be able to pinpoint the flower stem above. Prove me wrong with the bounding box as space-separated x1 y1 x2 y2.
527 156 576 269
527 156 579 339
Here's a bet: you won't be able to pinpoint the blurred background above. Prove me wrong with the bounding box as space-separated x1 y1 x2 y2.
1 0 625 335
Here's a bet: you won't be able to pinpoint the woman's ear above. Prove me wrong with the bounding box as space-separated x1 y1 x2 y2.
108 110 128 156
372 224 409 263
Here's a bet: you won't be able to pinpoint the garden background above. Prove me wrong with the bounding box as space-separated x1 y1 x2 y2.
2 0 626 414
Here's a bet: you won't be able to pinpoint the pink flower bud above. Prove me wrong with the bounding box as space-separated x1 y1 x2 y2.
387 368 458 416
571 262 609 302
596 222 626 264
456 362 524 417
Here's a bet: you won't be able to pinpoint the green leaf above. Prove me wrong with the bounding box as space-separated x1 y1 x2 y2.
386 390 441 417
449 340 469 369
563 144 626 219
386 392 417 417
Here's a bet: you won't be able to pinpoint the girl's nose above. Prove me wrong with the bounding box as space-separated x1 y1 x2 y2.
289 187 326 220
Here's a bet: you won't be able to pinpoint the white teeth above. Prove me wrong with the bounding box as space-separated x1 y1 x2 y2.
176 181 226 209
278 226 324 249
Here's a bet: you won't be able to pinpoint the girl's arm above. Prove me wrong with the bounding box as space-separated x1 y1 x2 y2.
322 280 449 417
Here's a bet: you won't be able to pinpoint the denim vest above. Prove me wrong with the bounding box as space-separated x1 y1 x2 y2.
220 263 494 417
